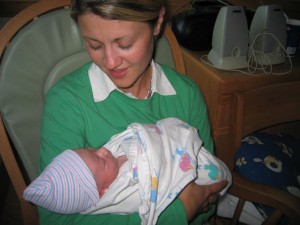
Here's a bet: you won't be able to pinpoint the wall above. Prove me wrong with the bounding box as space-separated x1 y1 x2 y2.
165 0 300 19
0 0 37 17
1 0 300 19
228 0 300 19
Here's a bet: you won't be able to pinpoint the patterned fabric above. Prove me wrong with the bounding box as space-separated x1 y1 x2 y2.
235 132 300 218
23 150 99 214
25 118 231 225
83 117 231 225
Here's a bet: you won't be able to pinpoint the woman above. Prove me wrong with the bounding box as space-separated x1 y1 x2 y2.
39 0 227 224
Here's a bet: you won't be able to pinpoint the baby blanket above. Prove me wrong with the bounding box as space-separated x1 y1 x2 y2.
82 117 232 225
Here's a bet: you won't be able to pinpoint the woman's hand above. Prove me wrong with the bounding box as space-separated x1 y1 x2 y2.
179 180 228 221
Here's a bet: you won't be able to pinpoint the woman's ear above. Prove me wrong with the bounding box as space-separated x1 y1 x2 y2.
153 7 165 36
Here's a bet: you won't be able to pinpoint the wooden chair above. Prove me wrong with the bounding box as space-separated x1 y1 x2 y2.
224 81 300 225
0 0 185 224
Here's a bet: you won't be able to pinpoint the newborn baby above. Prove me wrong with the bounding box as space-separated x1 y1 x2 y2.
24 117 232 225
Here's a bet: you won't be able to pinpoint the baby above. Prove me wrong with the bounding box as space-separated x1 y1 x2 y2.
24 117 232 225
75 147 127 197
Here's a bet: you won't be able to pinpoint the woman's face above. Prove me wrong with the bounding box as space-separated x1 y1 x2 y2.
78 13 163 95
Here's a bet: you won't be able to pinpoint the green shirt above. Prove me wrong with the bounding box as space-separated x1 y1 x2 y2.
39 63 215 225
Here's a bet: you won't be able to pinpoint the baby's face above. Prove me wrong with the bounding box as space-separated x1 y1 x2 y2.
75 147 119 196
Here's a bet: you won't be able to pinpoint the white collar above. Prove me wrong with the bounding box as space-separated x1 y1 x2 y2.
88 60 176 102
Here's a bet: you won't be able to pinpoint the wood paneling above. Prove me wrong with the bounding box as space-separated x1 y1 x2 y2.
181 48 300 160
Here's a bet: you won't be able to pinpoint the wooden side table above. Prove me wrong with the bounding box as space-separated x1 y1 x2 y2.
181 48 300 161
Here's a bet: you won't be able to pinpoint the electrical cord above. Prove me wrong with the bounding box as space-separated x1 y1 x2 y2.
201 31 293 76
247 31 293 75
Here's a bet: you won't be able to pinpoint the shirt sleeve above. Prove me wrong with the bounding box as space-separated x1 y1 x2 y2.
39 85 86 171
186 79 220 224
189 82 214 154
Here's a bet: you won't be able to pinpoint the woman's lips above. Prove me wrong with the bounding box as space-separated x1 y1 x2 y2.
109 68 128 79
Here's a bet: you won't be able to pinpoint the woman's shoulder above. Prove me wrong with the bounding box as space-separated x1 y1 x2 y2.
47 62 92 95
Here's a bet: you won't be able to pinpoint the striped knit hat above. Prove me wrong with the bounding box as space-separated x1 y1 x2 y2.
23 150 99 214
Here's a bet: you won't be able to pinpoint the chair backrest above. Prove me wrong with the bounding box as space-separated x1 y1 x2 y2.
0 0 185 224
229 81 300 170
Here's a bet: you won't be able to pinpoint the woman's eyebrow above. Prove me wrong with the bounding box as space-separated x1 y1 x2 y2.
83 34 133 43
83 35 101 42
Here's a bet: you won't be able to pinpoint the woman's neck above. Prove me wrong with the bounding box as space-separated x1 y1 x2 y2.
121 65 152 99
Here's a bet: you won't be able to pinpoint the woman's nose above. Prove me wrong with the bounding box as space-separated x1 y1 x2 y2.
104 47 122 69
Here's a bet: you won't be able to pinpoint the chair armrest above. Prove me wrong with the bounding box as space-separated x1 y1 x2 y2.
229 173 300 222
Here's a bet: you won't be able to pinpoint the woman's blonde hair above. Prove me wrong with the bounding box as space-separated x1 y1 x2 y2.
71 0 165 27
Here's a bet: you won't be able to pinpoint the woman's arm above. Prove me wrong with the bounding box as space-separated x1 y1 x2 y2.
39 84 190 225
182 80 229 222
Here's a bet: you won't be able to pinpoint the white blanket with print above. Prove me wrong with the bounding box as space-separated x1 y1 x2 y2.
82 117 232 225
